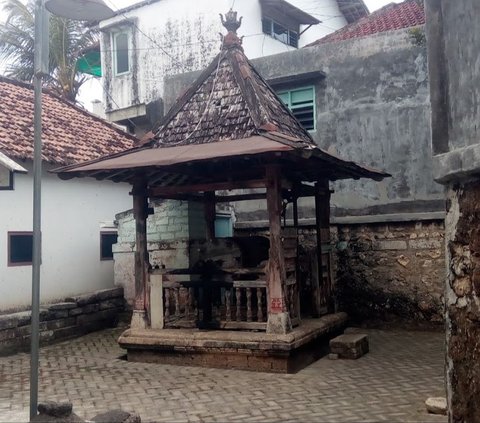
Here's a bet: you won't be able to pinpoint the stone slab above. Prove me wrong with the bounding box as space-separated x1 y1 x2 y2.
330 333 369 359
425 397 447 415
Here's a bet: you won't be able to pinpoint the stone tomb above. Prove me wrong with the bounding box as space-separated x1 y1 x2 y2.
329 333 369 359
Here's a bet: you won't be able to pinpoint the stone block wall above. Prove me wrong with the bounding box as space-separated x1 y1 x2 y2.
0 287 125 355
336 220 445 325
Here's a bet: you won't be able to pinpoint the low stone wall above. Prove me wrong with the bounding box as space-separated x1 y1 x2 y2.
0 287 125 355
238 219 445 325
336 220 445 325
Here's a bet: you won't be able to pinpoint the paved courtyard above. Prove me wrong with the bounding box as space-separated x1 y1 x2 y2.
0 326 446 422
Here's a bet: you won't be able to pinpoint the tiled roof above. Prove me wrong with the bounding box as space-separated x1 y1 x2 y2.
0 77 137 166
309 0 425 46
151 30 314 148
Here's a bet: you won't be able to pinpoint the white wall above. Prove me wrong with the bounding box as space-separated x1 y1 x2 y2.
101 0 347 112
0 161 132 310
290 0 347 46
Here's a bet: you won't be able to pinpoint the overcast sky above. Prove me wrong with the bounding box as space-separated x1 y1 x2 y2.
108 0 401 12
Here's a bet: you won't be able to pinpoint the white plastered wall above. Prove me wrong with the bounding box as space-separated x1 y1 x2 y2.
101 0 347 111
0 161 132 311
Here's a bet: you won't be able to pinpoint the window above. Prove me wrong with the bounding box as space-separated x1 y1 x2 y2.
8 232 33 266
113 32 130 75
100 231 118 260
277 86 315 131
0 167 13 190
262 17 299 48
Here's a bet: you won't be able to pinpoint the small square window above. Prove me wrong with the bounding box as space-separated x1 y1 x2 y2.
100 231 118 261
8 232 33 266
113 32 130 75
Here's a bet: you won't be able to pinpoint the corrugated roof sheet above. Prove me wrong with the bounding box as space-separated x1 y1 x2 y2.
308 0 425 46
0 77 137 166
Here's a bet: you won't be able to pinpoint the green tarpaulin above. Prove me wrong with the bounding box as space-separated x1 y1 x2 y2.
77 50 102 77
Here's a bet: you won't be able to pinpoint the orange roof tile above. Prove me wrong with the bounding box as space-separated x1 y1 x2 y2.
308 0 425 46
0 77 137 166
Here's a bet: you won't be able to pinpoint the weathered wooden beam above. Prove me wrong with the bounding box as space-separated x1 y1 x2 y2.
265 165 292 334
313 179 333 316
148 179 266 196
215 192 266 203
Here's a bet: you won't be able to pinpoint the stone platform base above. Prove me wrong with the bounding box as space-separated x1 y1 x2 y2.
118 313 348 373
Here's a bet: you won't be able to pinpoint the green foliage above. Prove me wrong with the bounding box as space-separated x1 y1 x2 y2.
408 27 426 47
0 0 99 102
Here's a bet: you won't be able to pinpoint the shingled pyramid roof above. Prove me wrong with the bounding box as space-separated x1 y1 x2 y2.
55 11 389 184
148 10 315 149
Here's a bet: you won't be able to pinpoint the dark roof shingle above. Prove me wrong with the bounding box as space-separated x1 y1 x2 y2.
308 0 425 46
0 77 136 166
152 42 315 148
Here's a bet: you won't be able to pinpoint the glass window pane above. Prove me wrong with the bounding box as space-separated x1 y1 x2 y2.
289 31 298 48
273 22 288 44
115 33 129 74
9 233 33 264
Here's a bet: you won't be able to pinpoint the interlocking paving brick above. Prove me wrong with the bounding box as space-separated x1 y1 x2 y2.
0 326 447 422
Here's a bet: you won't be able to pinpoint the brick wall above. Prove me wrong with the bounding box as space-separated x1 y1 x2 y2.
0 287 125 355
336 220 445 325
113 199 206 305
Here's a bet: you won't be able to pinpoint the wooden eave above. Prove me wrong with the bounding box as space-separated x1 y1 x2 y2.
259 0 321 25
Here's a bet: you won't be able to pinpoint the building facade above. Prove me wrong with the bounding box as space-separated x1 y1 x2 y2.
98 0 368 134
0 78 135 311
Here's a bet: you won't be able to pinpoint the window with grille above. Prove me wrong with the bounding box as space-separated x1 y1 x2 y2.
277 87 315 131
262 17 299 48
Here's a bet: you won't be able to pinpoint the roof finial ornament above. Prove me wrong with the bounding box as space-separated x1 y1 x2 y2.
219 9 243 50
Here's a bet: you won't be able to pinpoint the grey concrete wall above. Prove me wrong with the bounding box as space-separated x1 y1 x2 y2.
426 0 480 183
164 27 444 224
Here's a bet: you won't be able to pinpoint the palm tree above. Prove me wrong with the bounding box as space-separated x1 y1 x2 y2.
0 0 98 102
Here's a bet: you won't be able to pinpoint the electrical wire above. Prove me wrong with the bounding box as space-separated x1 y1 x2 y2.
104 0 187 71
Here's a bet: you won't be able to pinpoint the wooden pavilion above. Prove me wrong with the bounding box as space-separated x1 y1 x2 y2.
56 11 388 372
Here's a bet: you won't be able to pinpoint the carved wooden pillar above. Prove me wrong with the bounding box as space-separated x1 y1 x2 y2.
265 165 292 334
204 191 216 241
131 176 150 329
314 179 333 316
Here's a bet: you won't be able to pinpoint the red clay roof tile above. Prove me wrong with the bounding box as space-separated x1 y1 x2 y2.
0 77 137 166
308 0 425 46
